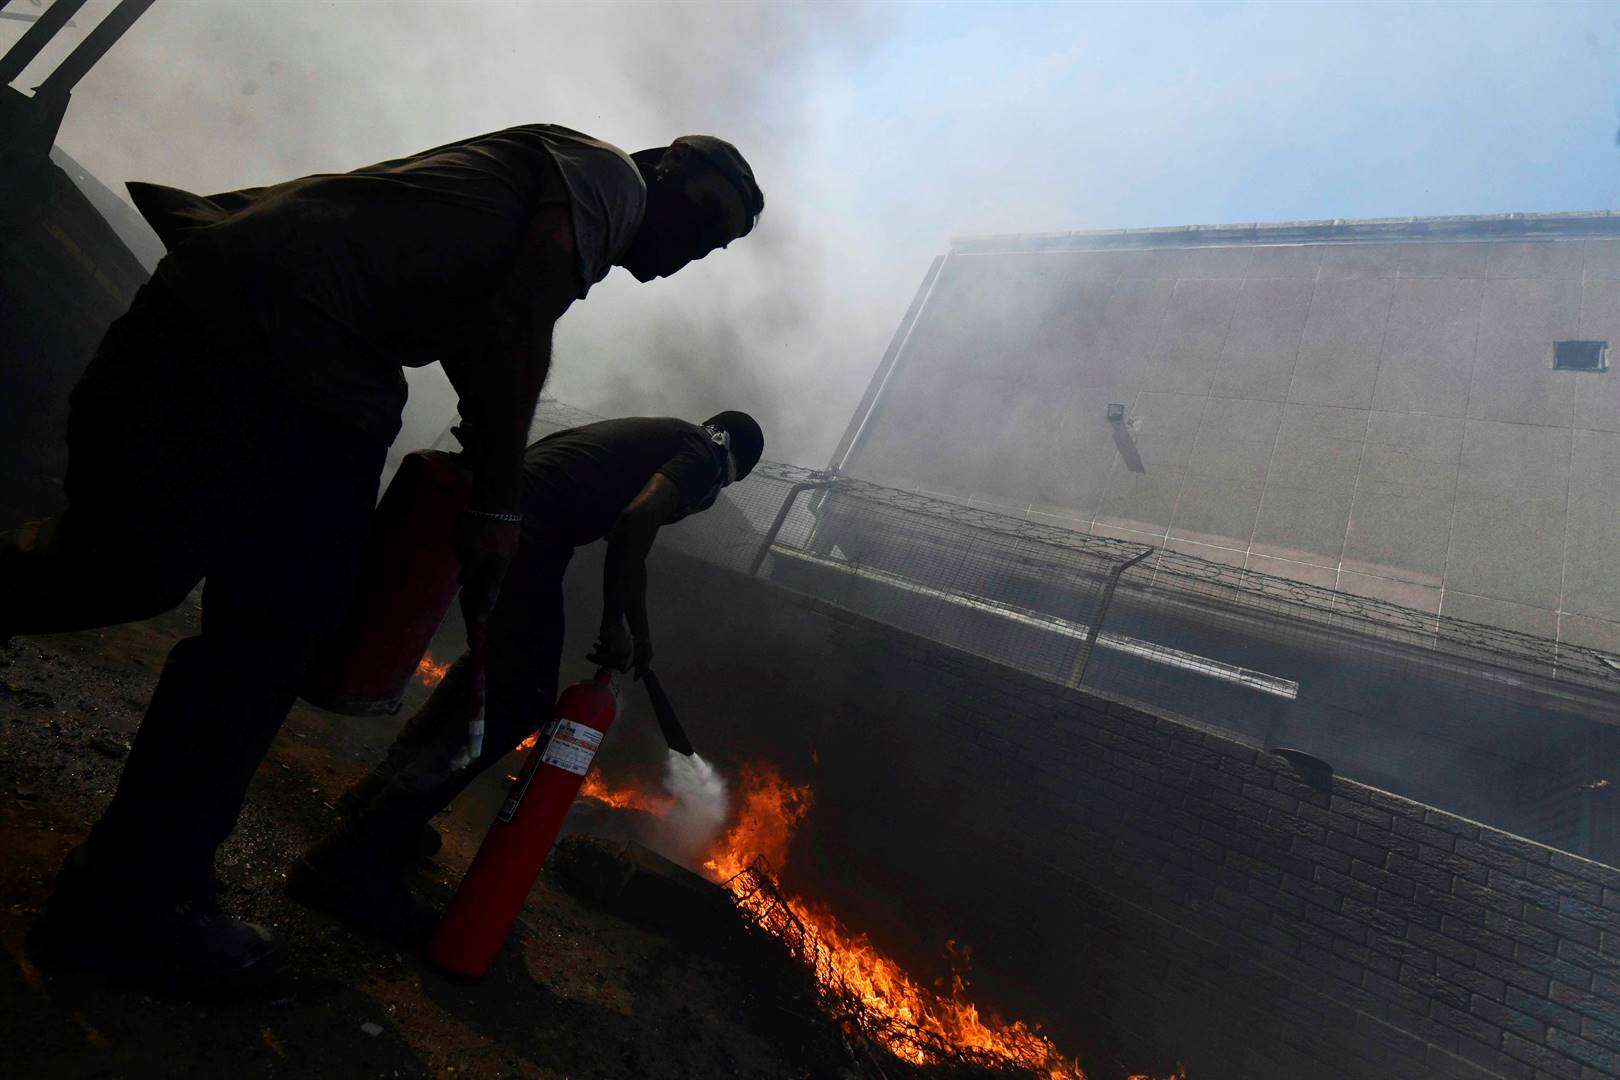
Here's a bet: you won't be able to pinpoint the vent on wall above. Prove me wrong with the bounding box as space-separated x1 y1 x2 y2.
1554 341 1609 372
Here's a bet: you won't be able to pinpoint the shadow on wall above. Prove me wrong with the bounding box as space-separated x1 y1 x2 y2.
1110 415 1145 474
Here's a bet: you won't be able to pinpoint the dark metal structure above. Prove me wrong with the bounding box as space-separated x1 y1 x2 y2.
1 0 158 527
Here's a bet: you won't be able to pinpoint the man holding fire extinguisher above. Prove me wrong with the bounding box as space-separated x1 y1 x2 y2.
7 127 764 987
286 411 765 944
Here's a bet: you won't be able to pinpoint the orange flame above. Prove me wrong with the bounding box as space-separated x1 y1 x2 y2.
579 768 674 815
701 762 809 883
416 654 449 688
580 763 1087 1075
700 765 1085 1076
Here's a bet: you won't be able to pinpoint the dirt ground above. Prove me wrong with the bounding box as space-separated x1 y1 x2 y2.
0 605 866 1080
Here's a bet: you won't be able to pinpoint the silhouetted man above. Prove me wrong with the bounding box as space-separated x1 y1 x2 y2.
3 126 763 985
288 411 766 941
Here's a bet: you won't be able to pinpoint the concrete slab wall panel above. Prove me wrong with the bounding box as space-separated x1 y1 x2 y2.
842 224 1620 654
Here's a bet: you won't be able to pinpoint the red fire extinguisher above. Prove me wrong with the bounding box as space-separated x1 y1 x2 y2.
428 669 619 979
303 450 470 715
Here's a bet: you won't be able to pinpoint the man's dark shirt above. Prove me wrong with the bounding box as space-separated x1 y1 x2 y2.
523 419 722 548
130 125 645 447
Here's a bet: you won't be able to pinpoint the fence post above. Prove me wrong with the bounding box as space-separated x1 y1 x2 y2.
748 478 840 578
1067 544 1154 690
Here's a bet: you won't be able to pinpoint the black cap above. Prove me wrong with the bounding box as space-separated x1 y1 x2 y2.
704 411 764 480
636 135 763 235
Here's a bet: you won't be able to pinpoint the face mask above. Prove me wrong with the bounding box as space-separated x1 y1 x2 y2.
687 424 737 513
704 424 738 486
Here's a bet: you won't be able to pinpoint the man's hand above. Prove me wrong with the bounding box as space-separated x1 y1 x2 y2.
587 621 633 672
598 474 682 682
586 627 652 679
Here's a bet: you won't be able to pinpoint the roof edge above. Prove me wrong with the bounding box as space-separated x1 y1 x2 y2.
951 210 1620 255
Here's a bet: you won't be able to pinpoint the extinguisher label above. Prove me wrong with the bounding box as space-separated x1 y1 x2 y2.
540 720 603 776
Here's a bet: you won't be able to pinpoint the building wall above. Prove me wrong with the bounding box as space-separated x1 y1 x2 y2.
841 228 1620 655
583 551 1620 1080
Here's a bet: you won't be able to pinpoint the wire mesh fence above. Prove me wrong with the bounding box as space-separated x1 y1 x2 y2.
522 399 1620 863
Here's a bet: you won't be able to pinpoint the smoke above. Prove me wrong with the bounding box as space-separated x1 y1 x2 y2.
649 750 729 865
32 0 910 469
17 0 1619 476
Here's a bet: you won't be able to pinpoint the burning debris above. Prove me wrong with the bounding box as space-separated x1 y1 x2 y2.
578 761 1100 1078
581 767 674 815
415 653 449 688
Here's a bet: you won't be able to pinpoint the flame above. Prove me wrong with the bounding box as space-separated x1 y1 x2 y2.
696 764 1084 1076
514 756 672 814
416 653 449 688
576 764 1185 1078
701 762 809 882
579 768 674 815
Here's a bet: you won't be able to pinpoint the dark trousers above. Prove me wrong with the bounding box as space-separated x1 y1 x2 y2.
0 283 384 899
349 521 574 845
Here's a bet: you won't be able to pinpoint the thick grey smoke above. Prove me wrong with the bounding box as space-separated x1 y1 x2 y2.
26 0 1616 475
33 0 907 467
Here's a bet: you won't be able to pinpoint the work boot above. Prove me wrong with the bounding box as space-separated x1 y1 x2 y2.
336 778 443 859
286 829 439 946
27 844 279 992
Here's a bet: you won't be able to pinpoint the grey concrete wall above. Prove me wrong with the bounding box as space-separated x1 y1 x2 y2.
843 234 1620 656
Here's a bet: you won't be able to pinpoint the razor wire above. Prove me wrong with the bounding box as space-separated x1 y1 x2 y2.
734 461 1620 698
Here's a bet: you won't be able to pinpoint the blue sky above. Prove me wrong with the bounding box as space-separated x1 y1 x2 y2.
832 1 1620 245
8 0 1620 461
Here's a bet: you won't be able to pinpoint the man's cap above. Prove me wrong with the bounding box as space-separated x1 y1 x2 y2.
638 135 764 235
704 411 764 480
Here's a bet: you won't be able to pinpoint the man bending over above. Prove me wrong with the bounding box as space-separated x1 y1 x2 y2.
289 411 765 940
5 125 763 986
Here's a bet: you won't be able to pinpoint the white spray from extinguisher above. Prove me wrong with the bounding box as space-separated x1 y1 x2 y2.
649 751 729 864
665 752 727 834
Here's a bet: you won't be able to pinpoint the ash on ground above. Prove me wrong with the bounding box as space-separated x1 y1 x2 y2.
0 611 1052 1080
0 612 859 1079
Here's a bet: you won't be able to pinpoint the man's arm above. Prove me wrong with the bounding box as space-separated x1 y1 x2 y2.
592 474 687 676
440 206 579 637
442 204 579 517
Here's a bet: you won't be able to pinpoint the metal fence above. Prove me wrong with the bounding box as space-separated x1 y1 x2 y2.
524 400 1620 863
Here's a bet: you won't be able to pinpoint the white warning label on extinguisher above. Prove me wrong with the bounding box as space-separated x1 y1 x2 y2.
540 720 603 776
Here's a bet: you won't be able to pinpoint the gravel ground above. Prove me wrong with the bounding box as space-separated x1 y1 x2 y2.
0 606 861 1080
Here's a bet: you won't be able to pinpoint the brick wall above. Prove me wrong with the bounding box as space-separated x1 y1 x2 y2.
574 549 1620 1080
